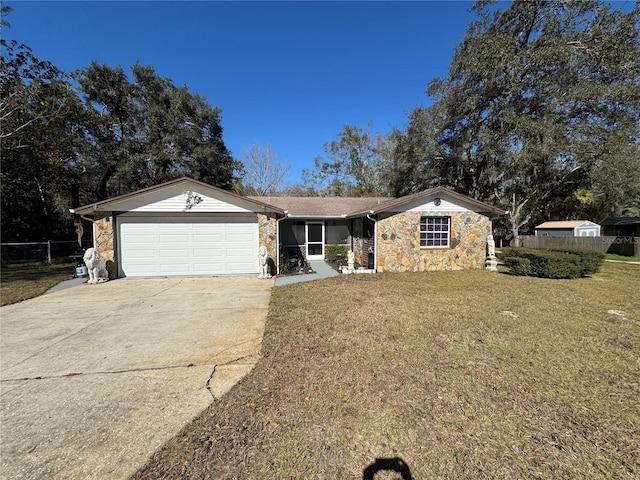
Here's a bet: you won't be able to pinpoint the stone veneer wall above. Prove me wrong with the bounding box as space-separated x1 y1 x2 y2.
376 211 490 272
93 212 116 278
258 213 278 261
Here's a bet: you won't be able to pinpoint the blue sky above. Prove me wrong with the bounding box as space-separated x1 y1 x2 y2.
5 1 479 184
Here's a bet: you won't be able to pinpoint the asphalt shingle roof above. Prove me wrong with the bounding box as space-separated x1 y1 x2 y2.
248 196 393 217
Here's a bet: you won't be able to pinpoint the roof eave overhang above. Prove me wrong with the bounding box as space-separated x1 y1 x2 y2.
482 207 509 216
355 187 506 216
72 204 101 216
346 210 375 219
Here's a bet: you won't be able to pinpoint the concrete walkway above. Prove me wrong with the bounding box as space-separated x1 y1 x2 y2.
45 276 87 294
274 260 339 286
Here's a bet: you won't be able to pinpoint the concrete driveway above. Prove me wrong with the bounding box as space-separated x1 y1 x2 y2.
0 277 272 480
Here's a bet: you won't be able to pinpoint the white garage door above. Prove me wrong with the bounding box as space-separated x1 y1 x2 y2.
118 217 259 277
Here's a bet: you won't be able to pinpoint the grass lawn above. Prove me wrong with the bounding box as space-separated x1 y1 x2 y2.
133 263 639 480
605 253 640 262
0 261 75 306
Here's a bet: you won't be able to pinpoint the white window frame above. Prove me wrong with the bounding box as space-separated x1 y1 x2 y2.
420 216 450 248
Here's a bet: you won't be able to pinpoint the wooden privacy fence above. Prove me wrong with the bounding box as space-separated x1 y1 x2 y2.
519 235 639 256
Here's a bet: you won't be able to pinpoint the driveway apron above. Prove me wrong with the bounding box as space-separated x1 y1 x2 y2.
0 277 272 480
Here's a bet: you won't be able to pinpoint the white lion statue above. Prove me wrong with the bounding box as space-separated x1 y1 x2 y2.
258 246 271 279
347 249 355 273
83 248 109 284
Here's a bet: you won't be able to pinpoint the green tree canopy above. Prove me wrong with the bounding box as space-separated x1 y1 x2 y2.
1 13 238 242
302 122 394 197
1 9 85 241
75 62 240 200
391 0 640 243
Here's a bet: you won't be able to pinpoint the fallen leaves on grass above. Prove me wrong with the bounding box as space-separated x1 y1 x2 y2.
133 263 640 480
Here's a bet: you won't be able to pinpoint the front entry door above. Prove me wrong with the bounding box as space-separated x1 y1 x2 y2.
306 221 324 260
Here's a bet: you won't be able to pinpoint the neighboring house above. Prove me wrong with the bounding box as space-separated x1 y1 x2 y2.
600 217 640 237
72 177 505 278
534 221 601 237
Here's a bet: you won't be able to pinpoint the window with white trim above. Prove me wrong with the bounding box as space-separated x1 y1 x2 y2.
420 216 450 248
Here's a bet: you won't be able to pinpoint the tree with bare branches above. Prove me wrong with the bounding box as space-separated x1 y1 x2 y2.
239 143 291 195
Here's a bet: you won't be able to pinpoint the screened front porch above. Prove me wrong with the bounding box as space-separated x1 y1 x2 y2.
278 217 376 270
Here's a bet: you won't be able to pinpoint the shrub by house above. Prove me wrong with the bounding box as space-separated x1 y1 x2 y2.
501 247 605 279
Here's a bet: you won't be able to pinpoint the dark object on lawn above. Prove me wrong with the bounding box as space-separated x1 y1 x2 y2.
363 457 413 480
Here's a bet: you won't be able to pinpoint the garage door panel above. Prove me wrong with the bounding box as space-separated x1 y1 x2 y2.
160 263 190 275
159 233 189 243
127 249 156 259
193 243 223 251
125 264 159 276
226 229 254 236
226 233 254 243
193 248 223 257
193 233 222 242
227 246 256 257
160 249 189 258
124 223 154 231
193 263 224 273
226 262 257 273
119 217 259 277
124 233 156 243
227 224 256 232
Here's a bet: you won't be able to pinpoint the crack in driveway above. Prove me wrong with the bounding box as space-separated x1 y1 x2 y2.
148 278 184 297
1 352 260 385
205 353 260 400
206 364 218 400
0 312 122 374
0 354 256 386
0 363 214 384
0 277 271 480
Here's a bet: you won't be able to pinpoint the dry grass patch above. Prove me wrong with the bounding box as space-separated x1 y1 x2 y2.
0 261 75 306
133 263 640 479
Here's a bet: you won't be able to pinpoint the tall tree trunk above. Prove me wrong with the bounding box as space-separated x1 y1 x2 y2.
508 193 531 248
98 164 115 200
511 221 520 247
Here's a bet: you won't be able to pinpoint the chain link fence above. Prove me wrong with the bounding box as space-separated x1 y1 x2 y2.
1 240 94 265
